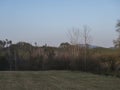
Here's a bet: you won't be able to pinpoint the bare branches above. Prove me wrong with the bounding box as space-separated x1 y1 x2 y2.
68 28 80 45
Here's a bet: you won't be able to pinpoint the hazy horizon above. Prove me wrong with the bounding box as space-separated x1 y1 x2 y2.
0 0 120 47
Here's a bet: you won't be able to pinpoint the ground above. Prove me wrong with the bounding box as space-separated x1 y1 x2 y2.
0 71 120 90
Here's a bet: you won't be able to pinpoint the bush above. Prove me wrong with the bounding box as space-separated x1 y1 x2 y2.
0 56 9 70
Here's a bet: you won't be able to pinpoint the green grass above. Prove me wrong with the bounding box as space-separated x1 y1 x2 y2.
0 71 120 90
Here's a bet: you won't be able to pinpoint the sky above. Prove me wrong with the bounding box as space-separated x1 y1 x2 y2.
0 0 120 47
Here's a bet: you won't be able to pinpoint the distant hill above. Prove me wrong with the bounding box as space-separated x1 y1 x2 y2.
59 42 106 49
77 44 104 49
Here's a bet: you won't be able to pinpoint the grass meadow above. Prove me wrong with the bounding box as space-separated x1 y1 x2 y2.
0 71 120 90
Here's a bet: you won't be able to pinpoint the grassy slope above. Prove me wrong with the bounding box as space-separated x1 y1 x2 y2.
0 71 120 90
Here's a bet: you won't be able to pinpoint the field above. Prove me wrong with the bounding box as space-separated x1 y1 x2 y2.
0 71 120 90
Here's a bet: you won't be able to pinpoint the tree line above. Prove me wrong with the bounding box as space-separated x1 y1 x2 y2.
0 21 120 77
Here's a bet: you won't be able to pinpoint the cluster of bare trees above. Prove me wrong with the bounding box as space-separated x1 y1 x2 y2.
68 25 91 71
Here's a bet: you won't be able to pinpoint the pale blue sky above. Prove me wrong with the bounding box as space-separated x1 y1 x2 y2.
0 0 120 47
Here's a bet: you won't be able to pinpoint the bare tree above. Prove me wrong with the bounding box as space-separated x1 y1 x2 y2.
113 20 120 48
82 25 91 71
68 26 91 71
68 28 81 57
